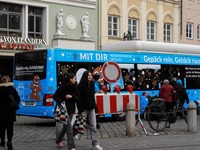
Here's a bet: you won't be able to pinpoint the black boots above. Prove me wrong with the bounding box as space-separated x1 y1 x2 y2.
7 142 13 150
0 143 5 147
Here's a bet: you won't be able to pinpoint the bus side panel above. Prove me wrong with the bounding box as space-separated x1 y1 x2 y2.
15 50 57 118
44 49 57 116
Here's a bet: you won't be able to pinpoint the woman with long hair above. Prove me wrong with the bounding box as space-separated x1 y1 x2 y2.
78 71 103 150
53 73 83 150
0 75 20 150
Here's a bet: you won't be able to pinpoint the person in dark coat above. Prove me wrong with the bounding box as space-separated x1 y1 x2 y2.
159 79 176 112
78 71 103 150
0 75 20 150
170 77 177 88
93 74 101 129
174 79 189 105
53 73 83 150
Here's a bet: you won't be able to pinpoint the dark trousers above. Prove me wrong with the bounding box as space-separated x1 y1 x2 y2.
96 115 100 125
0 121 14 144
165 102 174 112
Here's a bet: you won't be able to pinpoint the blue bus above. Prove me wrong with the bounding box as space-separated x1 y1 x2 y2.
13 41 200 120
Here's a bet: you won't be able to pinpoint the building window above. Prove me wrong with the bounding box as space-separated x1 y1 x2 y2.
0 3 22 37
163 23 172 42
186 22 193 39
197 25 200 40
108 15 119 36
128 18 138 39
147 21 156 41
28 7 43 39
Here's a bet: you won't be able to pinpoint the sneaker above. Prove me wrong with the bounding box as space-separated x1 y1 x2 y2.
92 145 103 150
55 141 63 148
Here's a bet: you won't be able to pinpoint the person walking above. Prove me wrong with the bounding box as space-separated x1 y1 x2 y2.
0 75 20 150
159 79 175 112
78 71 103 150
174 79 189 105
53 73 83 150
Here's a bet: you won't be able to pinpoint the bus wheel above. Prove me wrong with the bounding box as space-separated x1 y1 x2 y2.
113 113 126 121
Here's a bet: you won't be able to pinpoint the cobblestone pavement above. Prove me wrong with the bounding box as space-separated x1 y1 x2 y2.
0 115 200 150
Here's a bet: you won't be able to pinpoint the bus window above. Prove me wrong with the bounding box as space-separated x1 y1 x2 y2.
118 64 135 91
184 65 200 89
14 51 47 81
137 64 161 90
162 65 181 82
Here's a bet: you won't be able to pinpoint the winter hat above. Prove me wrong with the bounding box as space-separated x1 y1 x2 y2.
176 79 182 84
163 79 169 84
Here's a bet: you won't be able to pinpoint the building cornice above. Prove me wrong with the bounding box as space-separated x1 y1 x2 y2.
34 0 96 9
0 0 96 9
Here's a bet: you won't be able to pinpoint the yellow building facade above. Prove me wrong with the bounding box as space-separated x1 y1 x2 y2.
100 0 180 49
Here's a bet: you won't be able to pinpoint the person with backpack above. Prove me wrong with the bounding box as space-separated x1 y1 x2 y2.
159 79 176 112
174 79 189 106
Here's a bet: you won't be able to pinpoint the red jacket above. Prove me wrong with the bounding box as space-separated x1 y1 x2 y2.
159 83 175 103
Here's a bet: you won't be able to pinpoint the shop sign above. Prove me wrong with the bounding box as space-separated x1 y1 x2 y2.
0 36 47 50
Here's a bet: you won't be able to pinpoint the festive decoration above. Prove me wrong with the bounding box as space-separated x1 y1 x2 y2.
61 65 71 75
142 92 146 96
114 85 121 93
124 73 130 81
102 85 108 93
126 85 134 93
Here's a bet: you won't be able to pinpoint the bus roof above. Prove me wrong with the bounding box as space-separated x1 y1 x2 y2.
102 41 200 55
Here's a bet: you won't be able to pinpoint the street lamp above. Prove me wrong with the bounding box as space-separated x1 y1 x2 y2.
123 31 132 41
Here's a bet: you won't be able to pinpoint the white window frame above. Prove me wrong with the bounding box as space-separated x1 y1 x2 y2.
186 22 193 39
163 23 172 43
108 15 119 37
0 3 22 37
198 25 200 40
147 21 156 41
0 1 48 44
128 18 138 39
28 6 43 39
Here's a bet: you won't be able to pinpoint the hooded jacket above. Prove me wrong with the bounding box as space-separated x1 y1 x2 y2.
174 84 189 104
0 82 20 122
53 80 83 114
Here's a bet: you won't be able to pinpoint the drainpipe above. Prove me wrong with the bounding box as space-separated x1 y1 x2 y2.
181 0 182 36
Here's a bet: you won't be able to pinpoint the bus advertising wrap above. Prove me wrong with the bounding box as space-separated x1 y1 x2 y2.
56 50 200 65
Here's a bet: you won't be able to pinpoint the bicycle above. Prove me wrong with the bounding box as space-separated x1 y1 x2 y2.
147 91 188 132
143 92 158 120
